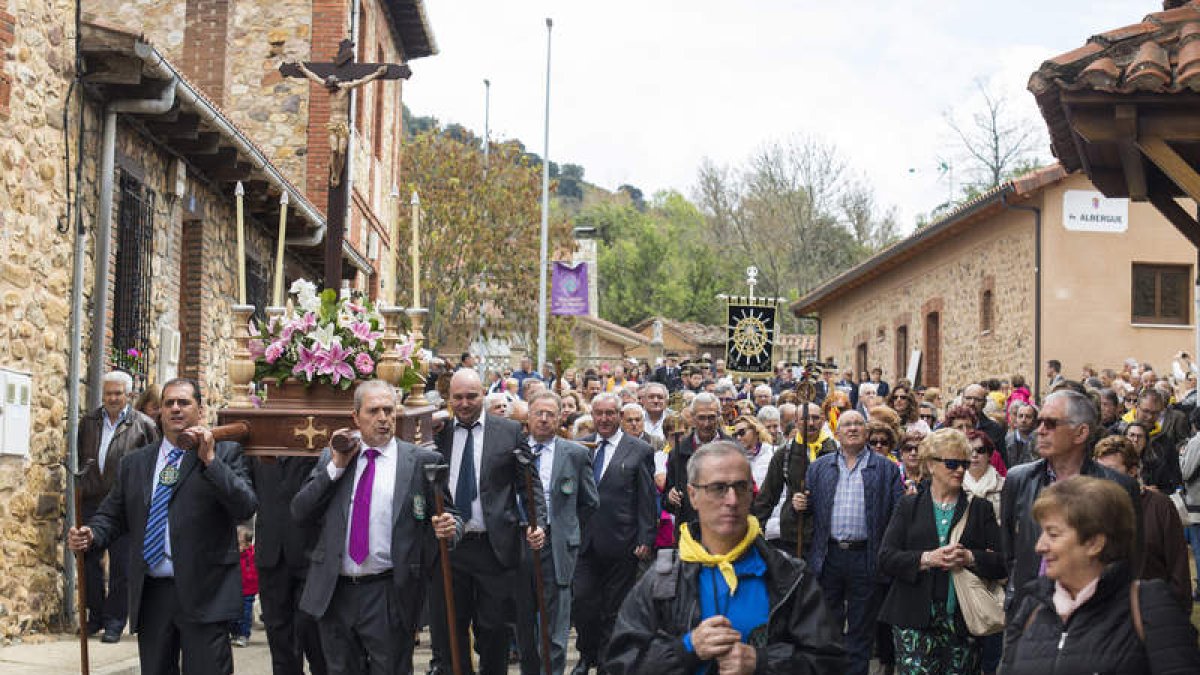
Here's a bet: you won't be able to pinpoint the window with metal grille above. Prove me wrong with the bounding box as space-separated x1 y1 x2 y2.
1131 263 1190 325
112 171 155 391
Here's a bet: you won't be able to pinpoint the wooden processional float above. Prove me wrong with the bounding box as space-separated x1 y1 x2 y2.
193 304 438 456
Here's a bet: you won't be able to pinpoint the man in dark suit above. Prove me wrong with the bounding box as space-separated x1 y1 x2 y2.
571 392 657 675
77 370 159 642
429 369 546 675
653 355 683 393
515 391 599 675
252 454 327 675
69 378 258 675
291 379 460 675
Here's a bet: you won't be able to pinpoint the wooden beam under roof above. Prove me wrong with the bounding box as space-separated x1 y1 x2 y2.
1114 106 1149 201
1149 193 1200 249
1071 108 1200 144
1138 136 1200 204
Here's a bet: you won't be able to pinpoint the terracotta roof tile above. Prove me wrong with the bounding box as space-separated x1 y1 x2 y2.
1126 40 1173 90
1030 2 1200 170
1093 21 1158 46
1079 56 1121 89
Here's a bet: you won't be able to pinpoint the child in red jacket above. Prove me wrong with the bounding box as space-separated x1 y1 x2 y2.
229 526 258 647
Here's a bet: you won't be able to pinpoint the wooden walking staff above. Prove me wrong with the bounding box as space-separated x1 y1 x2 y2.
71 459 94 675
793 379 816 559
514 445 553 675
422 463 464 675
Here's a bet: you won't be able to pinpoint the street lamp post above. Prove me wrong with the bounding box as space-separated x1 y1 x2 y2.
536 17 553 375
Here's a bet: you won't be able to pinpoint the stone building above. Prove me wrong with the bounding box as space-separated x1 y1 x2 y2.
0 0 434 636
792 165 1199 401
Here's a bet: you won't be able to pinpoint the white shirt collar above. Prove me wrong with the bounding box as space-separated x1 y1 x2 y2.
601 428 623 447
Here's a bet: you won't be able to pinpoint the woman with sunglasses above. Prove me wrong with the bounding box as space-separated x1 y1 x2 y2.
732 416 782 542
898 430 927 495
964 430 1006 675
888 387 930 435
866 420 900 463
878 428 1006 674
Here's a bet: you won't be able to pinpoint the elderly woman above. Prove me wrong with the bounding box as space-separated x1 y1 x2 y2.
1093 435 1192 609
878 429 1006 673
866 419 900 462
963 430 1004 524
898 430 927 494
1001 476 1200 673
945 405 1007 477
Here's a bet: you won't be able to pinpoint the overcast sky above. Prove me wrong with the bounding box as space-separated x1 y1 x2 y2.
404 1 1144 231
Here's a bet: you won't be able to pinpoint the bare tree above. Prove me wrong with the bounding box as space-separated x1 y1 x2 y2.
945 79 1045 192
694 135 897 304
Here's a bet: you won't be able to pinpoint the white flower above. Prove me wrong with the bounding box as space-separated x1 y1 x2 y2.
308 322 342 350
289 278 321 313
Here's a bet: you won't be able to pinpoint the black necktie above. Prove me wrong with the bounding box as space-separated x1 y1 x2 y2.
456 422 479 508
593 439 608 484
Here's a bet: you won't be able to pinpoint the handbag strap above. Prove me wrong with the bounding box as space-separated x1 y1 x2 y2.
1130 580 1144 643
948 495 972 546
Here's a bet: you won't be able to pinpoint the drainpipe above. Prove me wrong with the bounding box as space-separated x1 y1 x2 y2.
86 79 177 410
1002 190 1042 402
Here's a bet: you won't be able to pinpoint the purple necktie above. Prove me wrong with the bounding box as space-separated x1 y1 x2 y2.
348 448 380 565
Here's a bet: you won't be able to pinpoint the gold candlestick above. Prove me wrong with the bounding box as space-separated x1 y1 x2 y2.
228 304 256 407
405 307 430 408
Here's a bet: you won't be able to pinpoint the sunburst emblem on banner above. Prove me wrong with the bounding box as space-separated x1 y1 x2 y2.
729 307 770 364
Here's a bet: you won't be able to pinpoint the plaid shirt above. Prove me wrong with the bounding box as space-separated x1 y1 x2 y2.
830 450 870 541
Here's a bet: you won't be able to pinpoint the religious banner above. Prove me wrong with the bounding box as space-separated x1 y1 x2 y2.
551 261 589 315
725 297 777 377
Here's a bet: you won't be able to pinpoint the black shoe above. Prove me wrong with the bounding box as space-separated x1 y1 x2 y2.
101 631 121 644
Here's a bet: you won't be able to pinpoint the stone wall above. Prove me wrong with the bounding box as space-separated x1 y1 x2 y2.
817 207 1038 398
0 0 79 638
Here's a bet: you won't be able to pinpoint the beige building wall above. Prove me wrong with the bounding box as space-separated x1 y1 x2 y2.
816 206 1037 397
1041 173 1198 379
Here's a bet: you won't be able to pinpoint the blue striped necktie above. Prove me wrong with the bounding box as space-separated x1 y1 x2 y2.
143 446 184 568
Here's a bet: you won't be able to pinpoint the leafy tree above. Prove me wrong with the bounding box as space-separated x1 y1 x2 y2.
590 191 742 327
402 103 437 137
401 130 573 352
555 163 585 201
617 184 646 211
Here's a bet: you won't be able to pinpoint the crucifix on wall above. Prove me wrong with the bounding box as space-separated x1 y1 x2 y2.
280 39 411 286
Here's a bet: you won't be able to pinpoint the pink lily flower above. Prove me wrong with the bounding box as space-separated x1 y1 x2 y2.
292 344 321 381
318 343 357 385
349 321 383 348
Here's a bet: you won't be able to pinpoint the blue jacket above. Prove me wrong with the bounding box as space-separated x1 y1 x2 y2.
804 449 903 579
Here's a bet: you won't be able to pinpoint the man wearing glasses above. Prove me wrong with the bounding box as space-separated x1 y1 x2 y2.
999 390 1141 611
606 441 845 673
962 383 1006 456
803 411 903 675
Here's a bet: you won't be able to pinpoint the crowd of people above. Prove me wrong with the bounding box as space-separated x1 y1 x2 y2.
65 350 1200 675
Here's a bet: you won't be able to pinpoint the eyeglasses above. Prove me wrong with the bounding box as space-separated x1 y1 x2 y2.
971 445 991 455
963 396 986 403
1124 397 1138 403
691 480 753 499
919 414 936 421
901 445 919 453
1037 417 1069 430
868 439 891 448
734 427 753 437
933 458 969 471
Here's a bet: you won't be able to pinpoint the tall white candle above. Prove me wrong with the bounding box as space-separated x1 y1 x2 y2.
235 181 246 305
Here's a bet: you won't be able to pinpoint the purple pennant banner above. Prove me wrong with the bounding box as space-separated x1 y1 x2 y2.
551 261 589 316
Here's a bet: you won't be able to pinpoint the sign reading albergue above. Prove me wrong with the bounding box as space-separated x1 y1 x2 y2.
1062 189 1129 233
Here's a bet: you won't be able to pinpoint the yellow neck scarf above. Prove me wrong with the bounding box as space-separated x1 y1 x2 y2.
678 516 761 595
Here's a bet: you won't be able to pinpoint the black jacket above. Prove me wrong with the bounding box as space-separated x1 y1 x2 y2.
1002 563 1200 674
877 491 1006 633
1000 456 1141 602
751 436 836 546
604 537 845 674
251 455 321 574
1142 432 1184 493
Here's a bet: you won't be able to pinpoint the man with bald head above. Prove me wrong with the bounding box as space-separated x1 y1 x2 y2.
428 369 547 675
803 410 903 675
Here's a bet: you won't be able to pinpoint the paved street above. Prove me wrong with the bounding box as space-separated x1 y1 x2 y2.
0 627 579 674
